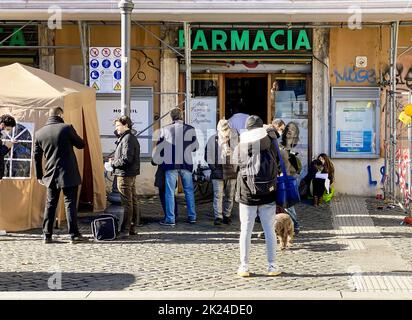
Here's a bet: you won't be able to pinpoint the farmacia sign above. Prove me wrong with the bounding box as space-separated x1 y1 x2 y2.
178 29 311 51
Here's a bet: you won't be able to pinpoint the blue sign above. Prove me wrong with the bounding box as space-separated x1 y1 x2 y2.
114 71 121 80
90 70 100 80
90 59 99 69
114 59 121 69
336 131 372 153
102 59 111 69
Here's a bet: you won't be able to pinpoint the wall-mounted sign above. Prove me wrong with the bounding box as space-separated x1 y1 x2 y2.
331 87 380 158
178 29 311 52
89 47 122 94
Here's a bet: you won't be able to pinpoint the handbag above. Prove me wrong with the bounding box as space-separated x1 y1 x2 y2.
273 140 300 208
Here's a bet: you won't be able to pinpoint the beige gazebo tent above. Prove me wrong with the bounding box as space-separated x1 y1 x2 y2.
0 63 106 231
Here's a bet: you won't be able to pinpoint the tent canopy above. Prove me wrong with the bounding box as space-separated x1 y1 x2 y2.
0 63 106 231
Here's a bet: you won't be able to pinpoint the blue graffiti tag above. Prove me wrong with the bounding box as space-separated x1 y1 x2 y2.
367 165 378 186
334 67 376 84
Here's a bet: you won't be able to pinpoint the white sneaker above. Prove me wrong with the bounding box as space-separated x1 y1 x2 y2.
268 265 281 276
237 265 250 277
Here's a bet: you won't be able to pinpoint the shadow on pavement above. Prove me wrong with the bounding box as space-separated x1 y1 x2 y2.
0 272 136 291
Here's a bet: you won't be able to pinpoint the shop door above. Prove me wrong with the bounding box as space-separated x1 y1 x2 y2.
225 74 267 122
270 74 312 180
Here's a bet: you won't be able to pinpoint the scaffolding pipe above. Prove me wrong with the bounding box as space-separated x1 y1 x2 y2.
78 21 88 86
390 21 400 202
184 22 192 124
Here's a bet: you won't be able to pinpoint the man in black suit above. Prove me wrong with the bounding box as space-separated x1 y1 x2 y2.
34 107 85 244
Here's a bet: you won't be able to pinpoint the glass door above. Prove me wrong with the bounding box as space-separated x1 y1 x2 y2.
270 74 310 180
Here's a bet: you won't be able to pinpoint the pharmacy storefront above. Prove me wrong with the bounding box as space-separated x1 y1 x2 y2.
178 27 313 179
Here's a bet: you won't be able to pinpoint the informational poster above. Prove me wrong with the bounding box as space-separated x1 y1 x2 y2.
189 97 217 166
96 89 153 157
89 47 122 93
96 99 150 136
335 101 375 153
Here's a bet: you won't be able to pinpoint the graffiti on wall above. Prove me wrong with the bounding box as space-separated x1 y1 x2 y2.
395 55 412 90
334 67 377 84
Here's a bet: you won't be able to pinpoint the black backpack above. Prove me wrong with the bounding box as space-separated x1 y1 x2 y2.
241 146 277 196
91 214 119 241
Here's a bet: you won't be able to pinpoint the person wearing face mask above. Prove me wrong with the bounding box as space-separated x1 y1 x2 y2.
0 114 17 180
109 115 141 238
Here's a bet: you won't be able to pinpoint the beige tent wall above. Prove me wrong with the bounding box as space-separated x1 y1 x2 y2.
0 64 106 232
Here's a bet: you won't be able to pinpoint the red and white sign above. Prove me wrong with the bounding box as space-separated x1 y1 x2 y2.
90 47 99 57
102 47 111 57
113 47 122 57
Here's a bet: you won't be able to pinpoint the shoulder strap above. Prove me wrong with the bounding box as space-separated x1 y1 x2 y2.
273 139 287 177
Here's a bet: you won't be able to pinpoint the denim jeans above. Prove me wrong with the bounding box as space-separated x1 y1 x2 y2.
212 179 236 219
284 206 300 231
239 201 277 271
165 169 196 223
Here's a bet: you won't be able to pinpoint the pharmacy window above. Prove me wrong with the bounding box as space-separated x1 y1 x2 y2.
331 87 380 158
1 122 34 178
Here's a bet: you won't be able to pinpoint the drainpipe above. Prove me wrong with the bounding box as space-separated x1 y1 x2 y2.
184 22 191 123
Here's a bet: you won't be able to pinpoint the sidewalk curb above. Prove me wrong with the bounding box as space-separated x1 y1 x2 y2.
0 290 411 300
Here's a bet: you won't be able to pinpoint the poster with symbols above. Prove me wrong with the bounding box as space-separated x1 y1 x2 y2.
89 47 122 93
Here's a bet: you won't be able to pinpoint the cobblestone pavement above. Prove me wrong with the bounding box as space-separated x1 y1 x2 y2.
0 195 411 292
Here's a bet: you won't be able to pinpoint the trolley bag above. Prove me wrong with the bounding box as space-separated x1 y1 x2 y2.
91 214 119 241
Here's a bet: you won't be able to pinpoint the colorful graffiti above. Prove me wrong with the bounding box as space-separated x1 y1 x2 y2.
334 67 377 84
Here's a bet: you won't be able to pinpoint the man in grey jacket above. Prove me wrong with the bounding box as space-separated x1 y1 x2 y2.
109 115 141 237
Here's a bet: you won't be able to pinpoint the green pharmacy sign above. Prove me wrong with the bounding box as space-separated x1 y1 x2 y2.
0 28 26 46
178 29 311 51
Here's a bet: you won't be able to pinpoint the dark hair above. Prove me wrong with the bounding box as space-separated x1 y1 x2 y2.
0 114 16 127
50 107 64 117
115 115 133 128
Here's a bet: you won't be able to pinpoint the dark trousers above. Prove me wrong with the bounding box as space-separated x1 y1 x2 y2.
313 178 326 197
117 176 140 232
43 184 80 238
158 187 178 219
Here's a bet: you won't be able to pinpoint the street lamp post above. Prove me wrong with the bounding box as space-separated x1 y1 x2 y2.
119 0 134 117
108 0 134 205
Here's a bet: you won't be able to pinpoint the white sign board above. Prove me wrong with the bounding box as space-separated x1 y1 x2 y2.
189 97 217 166
89 47 122 93
96 99 150 136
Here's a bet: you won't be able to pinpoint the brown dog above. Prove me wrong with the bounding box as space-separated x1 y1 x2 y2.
275 213 294 250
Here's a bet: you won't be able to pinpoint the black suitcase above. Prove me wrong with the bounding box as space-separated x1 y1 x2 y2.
91 214 119 241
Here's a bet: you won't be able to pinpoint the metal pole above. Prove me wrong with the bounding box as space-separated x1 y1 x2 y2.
78 21 88 86
119 0 134 117
184 22 192 123
390 21 399 203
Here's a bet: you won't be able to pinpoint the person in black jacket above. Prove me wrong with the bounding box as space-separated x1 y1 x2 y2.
34 107 85 244
205 119 239 225
233 115 281 277
0 114 17 180
109 115 141 237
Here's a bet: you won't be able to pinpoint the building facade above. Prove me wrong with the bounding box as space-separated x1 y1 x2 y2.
2 0 412 196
